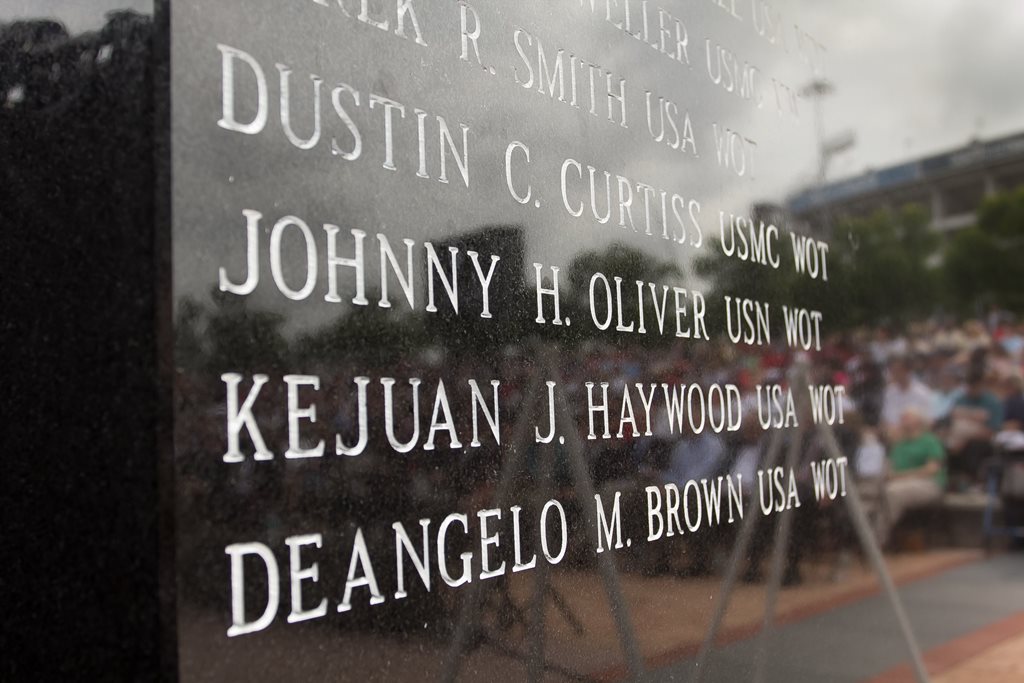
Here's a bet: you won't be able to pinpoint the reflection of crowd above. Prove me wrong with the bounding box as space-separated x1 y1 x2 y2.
859 318 1024 545
576 314 1024 579
559 340 849 586
174 308 1024 634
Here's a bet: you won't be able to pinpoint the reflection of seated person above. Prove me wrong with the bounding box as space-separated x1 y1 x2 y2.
881 357 935 441
855 426 887 481
994 376 1024 527
995 376 1024 453
855 425 888 540
879 409 947 547
995 376 1024 456
659 432 729 577
663 432 728 487
930 368 963 425
946 371 1002 486
743 426 824 587
1001 374 1024 431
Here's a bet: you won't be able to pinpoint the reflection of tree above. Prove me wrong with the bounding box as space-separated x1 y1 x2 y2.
567 241 683 293
696 205 941 331
177 225 532 372
206 289 288 371
175 292 286 372
695 207 799 335
175 288 290 373
178 232 693 372
427 225 528 354
295 298 430 366
825 205 940 327
945 185 1024 314
558 241 685 348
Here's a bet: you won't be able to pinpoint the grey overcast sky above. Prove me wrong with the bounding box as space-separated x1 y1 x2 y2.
801 0 1024 182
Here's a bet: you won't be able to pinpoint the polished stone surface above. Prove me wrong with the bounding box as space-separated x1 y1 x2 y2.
5 1 1024 681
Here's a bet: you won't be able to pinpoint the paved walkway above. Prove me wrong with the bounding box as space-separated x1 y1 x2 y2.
934 629 1024 683
652 553 1024 683
867 610 1024 683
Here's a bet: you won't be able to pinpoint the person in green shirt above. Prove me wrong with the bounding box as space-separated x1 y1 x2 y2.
879 408 947 547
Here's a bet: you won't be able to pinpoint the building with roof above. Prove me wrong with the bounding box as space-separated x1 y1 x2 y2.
788 131 1024 236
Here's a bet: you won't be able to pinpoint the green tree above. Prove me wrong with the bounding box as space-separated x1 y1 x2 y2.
696 204 942 333
826 204 941 327
560 242 684 347
945 185 1024 313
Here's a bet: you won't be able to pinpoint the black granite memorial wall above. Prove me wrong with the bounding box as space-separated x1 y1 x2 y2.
5 1 1024 681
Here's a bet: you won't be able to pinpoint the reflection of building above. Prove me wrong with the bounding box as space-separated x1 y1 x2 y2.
431 225 526 349
789 131 1024 236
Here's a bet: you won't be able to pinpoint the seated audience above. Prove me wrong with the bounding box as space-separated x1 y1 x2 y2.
880 356 935 440
1002 374 1024 430
947 370 1002 486
879 408 947 547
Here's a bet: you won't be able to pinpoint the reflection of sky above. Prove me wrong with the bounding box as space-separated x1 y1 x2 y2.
0 0 152 33
170 0 787 333
166 0 1024 335
18 0 1005 336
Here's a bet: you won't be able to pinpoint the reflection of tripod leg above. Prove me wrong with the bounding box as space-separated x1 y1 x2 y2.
697 362 931 683
494 584 526 632
692 427 785 683
442 347 645 680
815 420 931 683
788 358 930 683
752 427 803 683
441 372 546 683
527 436 555 682
548 585 585 635
550 357 645 679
